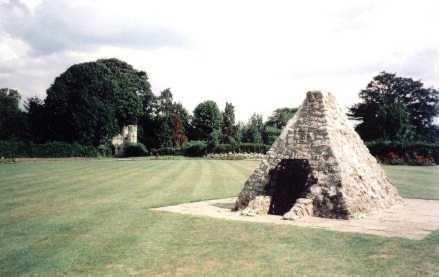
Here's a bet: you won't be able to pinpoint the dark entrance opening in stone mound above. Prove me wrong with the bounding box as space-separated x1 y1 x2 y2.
266 159 311 215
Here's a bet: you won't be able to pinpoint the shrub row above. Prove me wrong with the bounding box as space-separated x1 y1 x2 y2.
150 147 183 156
149 142 271 157
212 143 270 154
8 139 435 164
366 141 439 165
0 141 98 158
206 152 266 160
150 141 207 157
123 143 149 157
183 140 208 157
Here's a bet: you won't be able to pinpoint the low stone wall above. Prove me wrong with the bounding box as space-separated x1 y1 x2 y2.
205 152 266 160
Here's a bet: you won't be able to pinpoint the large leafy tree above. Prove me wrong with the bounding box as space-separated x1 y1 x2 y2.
154 89 174 147
0 88 28 140
24 96 47 143
221 102 238 144
241 113 264 144
190 100 222 148
45 58 152 145
262 107 297 145
264 107 298 129
139 89 190 148
350 72 439 142
155 89 189 147
170 103 190 147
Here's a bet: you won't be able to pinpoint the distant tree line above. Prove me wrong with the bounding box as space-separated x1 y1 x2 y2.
1 59 438 158
0 58 298 155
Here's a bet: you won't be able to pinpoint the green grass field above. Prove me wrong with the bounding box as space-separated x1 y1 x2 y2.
0 159 438 276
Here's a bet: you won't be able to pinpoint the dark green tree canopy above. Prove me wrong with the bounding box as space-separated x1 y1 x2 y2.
350 72 439 142
45 58 153 145
25 96 47 143
260 107 297 145
0 88 20 114
241 113 264 144
221 102 238 144
265 107 298 129
0 88 27 140
139 89 190 148
191 100 221 141
156 89 190 147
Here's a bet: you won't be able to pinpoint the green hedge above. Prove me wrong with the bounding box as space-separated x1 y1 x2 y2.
211 144 236 154
123 143 149 157
0 141 98 158
366 141 439 165
212 143 270 154
238 143 270 154
183 141 208 157
151 147 184 156
148 142 272 157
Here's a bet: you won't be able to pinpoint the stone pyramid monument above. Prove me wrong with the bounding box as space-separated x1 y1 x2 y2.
235 91 401 220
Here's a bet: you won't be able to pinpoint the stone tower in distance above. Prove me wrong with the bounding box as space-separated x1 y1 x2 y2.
111 125 138 156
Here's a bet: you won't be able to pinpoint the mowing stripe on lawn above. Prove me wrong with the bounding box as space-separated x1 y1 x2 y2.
0 162 165 220
0 162 142 208
0 162 96 192
218 160 253 196
189 159 213 201
0 160 128 194
164 160 203 204
137 160 198 207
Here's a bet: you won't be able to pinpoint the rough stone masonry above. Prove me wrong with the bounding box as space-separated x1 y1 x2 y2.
235 91 401 220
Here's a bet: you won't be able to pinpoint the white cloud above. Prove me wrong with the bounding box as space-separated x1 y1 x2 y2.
1 0 186 55
1 0 439 120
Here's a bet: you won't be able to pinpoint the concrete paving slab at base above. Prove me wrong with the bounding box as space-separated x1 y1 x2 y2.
152 197 439 240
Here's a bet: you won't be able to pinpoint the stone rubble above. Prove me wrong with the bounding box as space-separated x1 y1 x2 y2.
240 196 271 216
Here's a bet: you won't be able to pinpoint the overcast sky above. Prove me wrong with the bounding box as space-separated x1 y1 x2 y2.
1 0 438 121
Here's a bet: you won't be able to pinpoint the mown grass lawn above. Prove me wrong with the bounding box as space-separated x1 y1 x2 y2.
0 159 438 276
